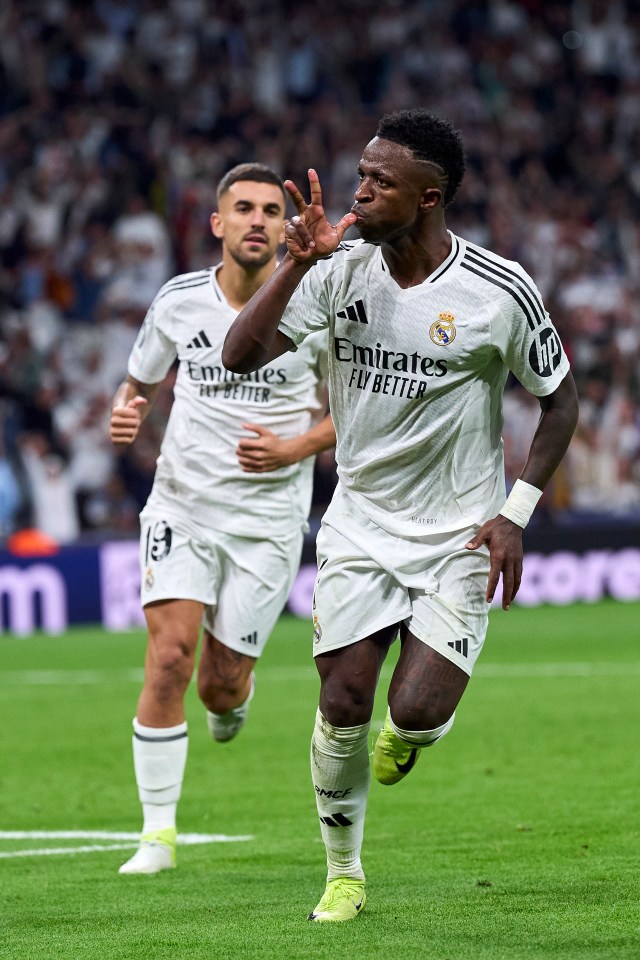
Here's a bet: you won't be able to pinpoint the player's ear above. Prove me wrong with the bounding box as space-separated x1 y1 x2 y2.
278 219 287 245
210 212 224 239
419 186 443 212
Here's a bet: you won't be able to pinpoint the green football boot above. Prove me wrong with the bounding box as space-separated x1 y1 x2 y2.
308 877 366 922
373 709 421 785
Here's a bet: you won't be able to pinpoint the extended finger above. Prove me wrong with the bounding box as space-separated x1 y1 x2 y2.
485 557 502 604
501 561 515 610
307 169 323 208
465 525 488 550
511 556 523 601
284 179 307 214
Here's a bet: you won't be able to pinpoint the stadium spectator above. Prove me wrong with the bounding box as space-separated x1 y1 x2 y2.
0 419 22 538
18 431 80 544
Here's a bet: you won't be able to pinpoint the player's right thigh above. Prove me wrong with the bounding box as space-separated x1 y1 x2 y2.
312 516 405 723
312 507 410 659
139 510 221 611
139 510 220 670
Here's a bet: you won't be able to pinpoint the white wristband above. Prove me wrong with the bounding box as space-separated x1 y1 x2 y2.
499 479 543 528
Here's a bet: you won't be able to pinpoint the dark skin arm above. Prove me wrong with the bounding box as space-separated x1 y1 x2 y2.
222 170 356 373
466 370 579 610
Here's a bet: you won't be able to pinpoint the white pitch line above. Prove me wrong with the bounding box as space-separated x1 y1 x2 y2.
0 843 138 859
0 669 145 685
475 661 640 678
0 830 253 860
0 831 252 842
2 661 639 686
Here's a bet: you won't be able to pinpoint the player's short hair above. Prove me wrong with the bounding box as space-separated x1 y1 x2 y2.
376 109 466 206
217 163 286 204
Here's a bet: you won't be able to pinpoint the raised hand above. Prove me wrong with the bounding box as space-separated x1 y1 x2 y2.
109 395 148 445
284 169 357 263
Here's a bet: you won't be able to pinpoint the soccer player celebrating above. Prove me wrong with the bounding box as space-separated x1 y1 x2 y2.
222 111 579 921
109 164 335 875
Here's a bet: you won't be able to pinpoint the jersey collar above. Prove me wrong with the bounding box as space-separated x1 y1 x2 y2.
210 263 225 304
378 231 464 287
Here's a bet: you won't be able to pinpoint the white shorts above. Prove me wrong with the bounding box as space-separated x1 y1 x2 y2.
139 507 303 657
312 488 491 675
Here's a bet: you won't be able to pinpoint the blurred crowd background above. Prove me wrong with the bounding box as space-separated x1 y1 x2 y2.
1 0 639 546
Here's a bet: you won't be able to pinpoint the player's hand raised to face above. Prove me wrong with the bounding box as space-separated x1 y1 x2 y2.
284 169 357 264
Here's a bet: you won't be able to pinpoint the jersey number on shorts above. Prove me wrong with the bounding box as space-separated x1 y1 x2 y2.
145 521 173 563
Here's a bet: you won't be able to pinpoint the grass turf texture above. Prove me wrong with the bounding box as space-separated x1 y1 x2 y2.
1 601 639 959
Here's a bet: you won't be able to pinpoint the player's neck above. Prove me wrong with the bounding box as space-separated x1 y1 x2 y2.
217 257 278 310
381 225 451 289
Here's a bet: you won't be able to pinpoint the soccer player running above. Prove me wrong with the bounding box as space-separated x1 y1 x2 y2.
109 164 335 876
222 110 579 921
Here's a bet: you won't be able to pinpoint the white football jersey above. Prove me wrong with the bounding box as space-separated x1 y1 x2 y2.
128 266 328 536
279 233 570 537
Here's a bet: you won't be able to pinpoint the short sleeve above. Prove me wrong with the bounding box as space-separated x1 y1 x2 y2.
127 296 176 384
278 260 333 347
492 264 570 397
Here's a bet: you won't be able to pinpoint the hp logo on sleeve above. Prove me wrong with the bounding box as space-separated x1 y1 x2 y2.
529 328 562 377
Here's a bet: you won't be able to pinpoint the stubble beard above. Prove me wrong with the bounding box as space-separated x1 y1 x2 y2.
228 246 275 271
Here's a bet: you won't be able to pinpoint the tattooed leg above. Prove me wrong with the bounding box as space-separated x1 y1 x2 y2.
197 631 256 714
387 626 469 730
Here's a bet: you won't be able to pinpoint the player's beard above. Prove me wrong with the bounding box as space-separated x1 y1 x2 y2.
228 246 275 271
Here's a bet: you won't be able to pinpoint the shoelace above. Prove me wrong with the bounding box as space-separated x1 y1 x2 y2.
320 880 362 908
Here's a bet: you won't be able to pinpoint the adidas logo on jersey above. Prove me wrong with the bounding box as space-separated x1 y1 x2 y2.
337 300 368 324
186 330 212 349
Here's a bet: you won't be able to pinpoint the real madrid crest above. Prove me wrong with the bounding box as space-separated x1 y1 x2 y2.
430 312 456 346
144 567 154 591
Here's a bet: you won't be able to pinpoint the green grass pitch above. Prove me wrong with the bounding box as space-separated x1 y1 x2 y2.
1 601 639 959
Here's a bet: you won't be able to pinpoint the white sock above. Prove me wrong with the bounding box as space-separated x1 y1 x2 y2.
389 711 456 747
132 718 188 835
311 709 370 881
141 801 177 834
